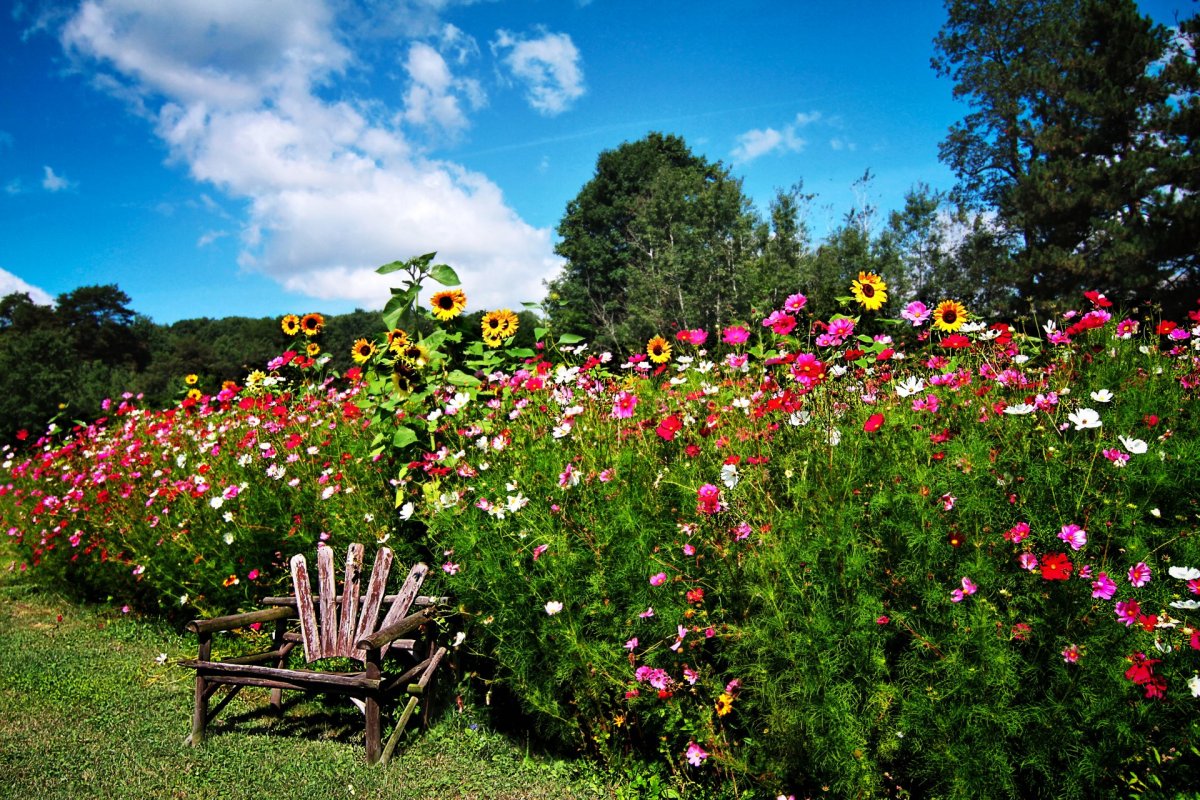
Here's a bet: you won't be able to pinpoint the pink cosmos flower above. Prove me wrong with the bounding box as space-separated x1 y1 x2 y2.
1062 644 1080 663
532 544 549 561
1128 561 1151 587
442 562 459 575
686 742 708 767
1005 522 1030 543
611 391 638 419
901 301 930 326
1115 598 1142 626
827 317 855 339
725 353 749 371
1103 448 1130 467
763 311 797 336
624 637 638 651
649 572 667 587
941 493 956 511
697 483 721 515
1058 524 1087 551
1091 572 1117 600
784 293 808 312
722 325 750 345
247 569 260 581
684 667 699 685
680 328 708 346
1115 318 1139 338
639 607 655 618
682 543 696 556
1017 553 1039 571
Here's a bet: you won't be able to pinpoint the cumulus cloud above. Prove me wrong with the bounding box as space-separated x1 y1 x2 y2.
731 110 822 164
0 267 54 305
42 165 72 191
492 28 585 116
58 0 562 311
401 40 485 135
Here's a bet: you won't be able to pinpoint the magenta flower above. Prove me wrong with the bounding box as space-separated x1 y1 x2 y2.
1091 572 1117 600
1115 598 1142 626
624 637 638 651
1005 522 1030 543
611 390 638 419
1128 561 1151 587
763 311 797 336
1017 553 1039 571
901 301 930 325
1058 524 1087 551
649 572 667 587
532 544 549 561
827 317 855 339
722 325 750 345
697 483 721 515
639 606 655 618
1062 644 1080 663
686 742 709 767
783 292 808 312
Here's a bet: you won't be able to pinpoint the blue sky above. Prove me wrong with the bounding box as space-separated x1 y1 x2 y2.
0 0 1190 324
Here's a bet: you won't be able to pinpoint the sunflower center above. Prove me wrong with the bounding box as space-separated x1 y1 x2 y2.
944 310 958 324
862 284 875 298
438 296 454 309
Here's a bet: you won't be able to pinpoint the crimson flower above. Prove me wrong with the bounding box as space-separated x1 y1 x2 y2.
863 413 884 433
1040 552 1074 581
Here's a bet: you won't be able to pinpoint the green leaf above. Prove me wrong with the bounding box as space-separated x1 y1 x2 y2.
391 425 419 450
521 301 541 310
428 263 461 286
506 347 536 358
376 259 408 275
534 326 548 342
557 333 585 345
447 370 481 387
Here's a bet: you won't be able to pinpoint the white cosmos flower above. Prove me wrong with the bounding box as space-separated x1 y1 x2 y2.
1089 389 1114 403
1168 566 1200 581
1003 403 1036 416
544 601 563 615
1170 599 1200 610
1189 675 1200 698
894 376 926 398
1067 408 1102 430
1118 436 1148 455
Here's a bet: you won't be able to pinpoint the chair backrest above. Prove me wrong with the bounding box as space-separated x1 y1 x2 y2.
290 544 428 662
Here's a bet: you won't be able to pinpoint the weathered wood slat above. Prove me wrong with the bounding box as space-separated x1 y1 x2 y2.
406 646 447 695
317 545 337 658
357 607 435 651
179 659 381 690
336 543 364 657
219 648 290 666
353 547 394 660
186 605 293 635
261 594 447 607
290 554 321 662
377 562 428 657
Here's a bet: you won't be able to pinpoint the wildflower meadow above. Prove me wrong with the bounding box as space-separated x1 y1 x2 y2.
3 258 1200 797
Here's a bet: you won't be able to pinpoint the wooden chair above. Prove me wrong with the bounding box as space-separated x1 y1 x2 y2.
181 543 448 764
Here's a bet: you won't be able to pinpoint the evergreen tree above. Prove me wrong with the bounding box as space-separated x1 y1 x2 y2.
933 0 1198 313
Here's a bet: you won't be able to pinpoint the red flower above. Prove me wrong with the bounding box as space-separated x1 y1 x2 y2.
1124 652 1161 685
656 415 683 442
686 588 705 604
1083 290 1112 308
863 413 885 433
1040 552 1074 581
940 334 971 349
1143 414 1159 427
1156 321 1177 335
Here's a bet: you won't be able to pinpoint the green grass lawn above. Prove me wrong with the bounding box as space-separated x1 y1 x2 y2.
0 579 616 800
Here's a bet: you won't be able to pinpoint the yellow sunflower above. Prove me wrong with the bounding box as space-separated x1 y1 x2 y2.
481 309 519 345
246 370 266 388
386 328 410 353
932 300 968 332
397 342 431 370
300 312 325 337
306 342 321 357
715 692 734 717
281 314 301 336
391 362 418 397
850 272 888 311
646 335 672 364
186 388 202 401
184 373 199 386
430 289 467 321
350 338 377 364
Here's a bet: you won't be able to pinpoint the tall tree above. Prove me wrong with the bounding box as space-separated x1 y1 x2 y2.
933 0 1198 313
547 133 760 352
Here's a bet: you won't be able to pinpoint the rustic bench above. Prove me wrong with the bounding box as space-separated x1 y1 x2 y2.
181 543 448 764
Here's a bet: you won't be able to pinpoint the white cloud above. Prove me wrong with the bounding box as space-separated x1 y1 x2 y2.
401 41 485 135
196 230 229 247
0 267 54 305
5 179 23 196
42 165 72 191
492 28 585 116
830 137 856 152
731 110 822 164
58 0 562 311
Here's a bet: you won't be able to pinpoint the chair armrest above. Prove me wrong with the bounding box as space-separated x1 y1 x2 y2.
356 607 437 651
186 605 294 636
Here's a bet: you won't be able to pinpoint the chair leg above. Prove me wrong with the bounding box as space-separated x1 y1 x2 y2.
365 692 381 765
188 674 208 746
